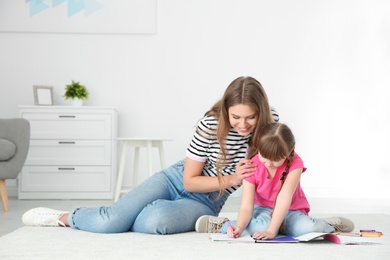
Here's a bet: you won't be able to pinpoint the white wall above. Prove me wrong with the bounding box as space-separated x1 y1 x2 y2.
1 0 389 200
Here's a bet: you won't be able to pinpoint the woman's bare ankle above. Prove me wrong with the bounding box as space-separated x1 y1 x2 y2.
60 213 70 227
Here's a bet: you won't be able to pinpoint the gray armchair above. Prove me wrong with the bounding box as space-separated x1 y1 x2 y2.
0 118 30 211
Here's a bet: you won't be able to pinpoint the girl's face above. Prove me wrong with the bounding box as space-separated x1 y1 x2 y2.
258 153 286 170
228 104 258 136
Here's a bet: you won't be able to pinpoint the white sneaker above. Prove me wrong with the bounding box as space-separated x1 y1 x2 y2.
322 217 355 232
22 207 68 227
195 215 226 233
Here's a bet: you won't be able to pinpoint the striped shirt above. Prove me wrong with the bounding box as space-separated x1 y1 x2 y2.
186 116 250 194
186 108 279 194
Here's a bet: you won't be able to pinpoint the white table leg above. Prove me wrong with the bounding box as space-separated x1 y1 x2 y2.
115 141 129 202
115 138 170 201
133 146 140 189
147 140 153 176
157 141 166 169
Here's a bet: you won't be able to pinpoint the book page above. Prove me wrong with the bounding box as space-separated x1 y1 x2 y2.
324 234 380 245
254 236 299 243
210 234 299 243
294 232 329 241
209 234 255 243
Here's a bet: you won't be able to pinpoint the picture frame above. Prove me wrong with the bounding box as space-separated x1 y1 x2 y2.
33 85 54 106
0 0 157 34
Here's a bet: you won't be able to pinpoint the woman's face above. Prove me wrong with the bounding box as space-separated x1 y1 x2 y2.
228 104 258 136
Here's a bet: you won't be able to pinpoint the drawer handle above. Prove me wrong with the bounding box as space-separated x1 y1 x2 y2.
58 168 75 171
59 141 76 144
59 115 76 118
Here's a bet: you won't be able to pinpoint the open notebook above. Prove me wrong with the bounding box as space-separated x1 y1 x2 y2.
209 232 381 245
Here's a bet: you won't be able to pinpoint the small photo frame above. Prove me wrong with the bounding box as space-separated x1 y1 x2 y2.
33 85 54 106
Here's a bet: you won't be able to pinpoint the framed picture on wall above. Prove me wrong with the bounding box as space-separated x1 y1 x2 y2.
0 0 157 34
33 85 54 106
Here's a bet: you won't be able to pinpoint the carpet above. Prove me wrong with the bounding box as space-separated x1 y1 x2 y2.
0 214 389 260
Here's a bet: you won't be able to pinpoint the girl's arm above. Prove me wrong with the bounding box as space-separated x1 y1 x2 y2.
252 168 303 240
228 180 255 238
183 157 256 193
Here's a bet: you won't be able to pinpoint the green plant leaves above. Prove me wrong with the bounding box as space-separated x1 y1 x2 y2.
64 80 89 100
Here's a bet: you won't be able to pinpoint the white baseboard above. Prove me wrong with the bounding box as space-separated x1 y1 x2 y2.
303 187 390 199
308 197 390 215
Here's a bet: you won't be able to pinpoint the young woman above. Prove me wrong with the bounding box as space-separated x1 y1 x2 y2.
196 123 354 239
22 76 279 235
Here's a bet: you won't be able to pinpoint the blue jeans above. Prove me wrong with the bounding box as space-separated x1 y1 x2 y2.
67 160 229 234
220 206 335 237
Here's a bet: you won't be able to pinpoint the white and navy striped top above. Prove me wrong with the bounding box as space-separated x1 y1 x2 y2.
186 108 279 194
186 116 250 194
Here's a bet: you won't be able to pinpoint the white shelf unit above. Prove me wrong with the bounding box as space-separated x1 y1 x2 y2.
18 106 117 199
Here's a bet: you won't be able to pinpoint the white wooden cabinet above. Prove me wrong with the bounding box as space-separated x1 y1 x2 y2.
19 106 117 199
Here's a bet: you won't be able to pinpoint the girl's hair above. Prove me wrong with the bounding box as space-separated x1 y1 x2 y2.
204 76 274 197
255 123 295 162
256 122 295 231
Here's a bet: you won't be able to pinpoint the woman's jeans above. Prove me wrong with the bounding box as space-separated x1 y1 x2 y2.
220 205 335 237
67 160 229 234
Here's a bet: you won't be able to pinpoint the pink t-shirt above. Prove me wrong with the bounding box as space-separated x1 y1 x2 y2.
245 153 310 215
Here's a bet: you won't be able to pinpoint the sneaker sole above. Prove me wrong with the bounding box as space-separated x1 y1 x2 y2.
337 217 355 232
195 215 213 233
22 207 68 226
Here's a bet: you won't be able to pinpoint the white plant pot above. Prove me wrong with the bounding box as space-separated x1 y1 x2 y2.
72 99 83 106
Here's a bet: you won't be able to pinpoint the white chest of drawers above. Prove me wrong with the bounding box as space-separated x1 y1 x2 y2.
19 106 117 199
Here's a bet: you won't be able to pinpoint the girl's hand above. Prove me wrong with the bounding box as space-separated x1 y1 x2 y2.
232 159 257 186
227 225 243 238
252 230 277 240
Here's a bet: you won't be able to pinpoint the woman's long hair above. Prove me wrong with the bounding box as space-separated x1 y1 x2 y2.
204 76 274 197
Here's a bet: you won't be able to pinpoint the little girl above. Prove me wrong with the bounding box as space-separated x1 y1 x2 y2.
196 123 354 240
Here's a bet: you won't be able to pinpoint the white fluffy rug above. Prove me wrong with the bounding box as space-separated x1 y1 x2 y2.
0 214 389 260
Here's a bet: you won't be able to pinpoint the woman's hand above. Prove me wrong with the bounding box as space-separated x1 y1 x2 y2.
252 230 277 240
231 159 257 186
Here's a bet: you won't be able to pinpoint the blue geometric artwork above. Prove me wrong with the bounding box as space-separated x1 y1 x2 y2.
2 0 157 34
52 0 66 7
28 0 50 16
26 0 104 17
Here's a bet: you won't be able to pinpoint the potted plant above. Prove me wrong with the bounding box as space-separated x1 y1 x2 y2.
64 80 89 106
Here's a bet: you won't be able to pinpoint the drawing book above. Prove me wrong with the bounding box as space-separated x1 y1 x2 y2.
209 232 381 245
294 232 381 245
209 234 298 243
